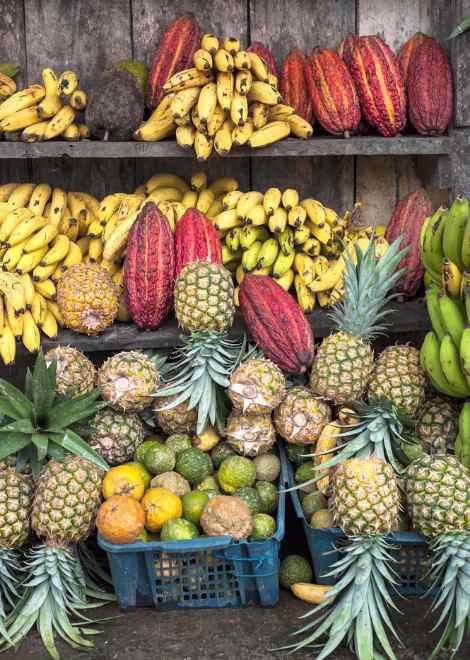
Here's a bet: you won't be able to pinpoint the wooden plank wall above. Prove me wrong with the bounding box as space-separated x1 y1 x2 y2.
0 0 454 219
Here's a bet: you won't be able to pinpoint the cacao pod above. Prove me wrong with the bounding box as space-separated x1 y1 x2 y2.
337 33 359 68
349 36 406 137
385 188 432 297
407 39 453 136
305 48 361 137
124 202 175 330
239 274 314 374
280 49 312 122
398 32 432 82
146 15 201 109
174 208 222 276
247 42 279 78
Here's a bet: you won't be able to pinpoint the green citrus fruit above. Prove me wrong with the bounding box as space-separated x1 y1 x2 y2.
251 513 276 541
211 443 235 469
279 555 313 589
256 481 278 513
143 444 176 476
165 434 192 456
217 456 256 494
182 491 209 526
160 518 199 541
234 486 262 514
175 448 213 485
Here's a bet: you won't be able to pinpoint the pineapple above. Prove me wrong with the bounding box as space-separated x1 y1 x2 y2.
174 262 235 333
88 408 145 465
98 351 160 412
57 262 119 335
283 457 402 658
368 345 426 416
406 455 470 658
229 358 286 415
273 386 331 445
225 411 276 457
154 395 197 434
310 238 406 405
45 345 96 398
416 396 457 454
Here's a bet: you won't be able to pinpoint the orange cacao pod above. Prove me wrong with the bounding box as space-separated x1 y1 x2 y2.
349 36 406 137
305 48 360 137
280 49 312 122
398 32 432 82
174 208 222 276
124 202 175 330
407 39 453 136
146 15 201 109
337 33 359 68
385 189 432 297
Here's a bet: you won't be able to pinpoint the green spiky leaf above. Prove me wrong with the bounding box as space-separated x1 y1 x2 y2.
31 434 48 464
0 380 33 420
449 16 470 39
50 430 108 471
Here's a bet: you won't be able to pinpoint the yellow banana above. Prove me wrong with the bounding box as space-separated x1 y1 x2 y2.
59 211 79 242
272 250 295 278
230 92 248 126
62 241 82 268
76 236 90 256
98 193 126 224
288 114 314 138
23 224 58 253
171 87 200 119
16 246 48 274
33 278 56 300
190 171 207 192
282 189 300 211
214 49 234 73
223 38 240 55
0 296 4 334
294 253 316 285
100 259 119 276
58 70 78 100
0 272 26 314
213 209 241 232
232 118 254 145
216 72 234 111
69 89 87 110
269 104 295 121
196 189 215 214
28 183 52 216
103 212 139 262
308 258 345 293
442 257 462 297
295 274 316 312
0 184 19 202
0 324 16 364
235 70 252 96
0 208 34 243
234 50 251 70
0 85 45 121
242 240 262 271
6 300 23 338
263 188 282 217
1 106 41 132
32 262 58 282
176 125 196 149
194 48 213 72
269 207 288 234
6 214 48 248
249 121 290 148
0 72 16 101
237 191 264 219
7 183 35 211
39 310 58 338
303 237 322 257
21 310 41 352
86 219 103 239
317 291 331 307
276 268 295 291
147 187 182 205
214 118 234 156
21 120 49 142
194 131 213 161
86 237 103 263
78 124 90 139
197 82 218 127
250 101 269 129
63 123 80 140
134 115 175 141
158 201 176 230
182 190 198 209
2 240 28 271
209 177 239 197
46 300 64 325
302 198 327 225
162 67 213 93
174 112 192 127
44 105 75 139
20 273 35 309
201 34 219 55
222 190 243 210
49 188 68 226
207 104 226 139
74 191 101 218
288 206 307 228
37 68 61 119
247 81 282 106
172 202 186 222
245 204 267 227
247 53 270 82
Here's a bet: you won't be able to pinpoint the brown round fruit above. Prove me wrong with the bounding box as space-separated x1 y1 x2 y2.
96 495 145 544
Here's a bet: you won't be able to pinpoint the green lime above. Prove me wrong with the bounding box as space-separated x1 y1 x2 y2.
143 444 176 476
301 491 327 519
253 453 281 482
295 462 316 493
166 434 192 456
251 513 276 541
279 555 313 589
135 438 162 463
196 475 220 492
112 59 148 93
234 486 262 515
286 444 313 466
255 481 278 514
175 448 213 485
218 456 256 494
160 518 199 541
126 461 152 488
211 443 235 469
182 491 210 526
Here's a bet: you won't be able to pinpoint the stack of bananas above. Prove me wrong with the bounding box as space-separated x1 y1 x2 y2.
216 187 387 310
134 33 313 157
420 195 470 400
0 68 89 143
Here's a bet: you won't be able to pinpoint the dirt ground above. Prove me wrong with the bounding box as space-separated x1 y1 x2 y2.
2 591 469 660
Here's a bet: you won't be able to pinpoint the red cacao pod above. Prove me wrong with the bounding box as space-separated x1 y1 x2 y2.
337 33 359 68
398 32 432 82
407 39 453 136
146 15 201 109
124 202 175 330
239 274 314 374
305 48 361 137
247 42 278 78
349 36 406 137
280 49 312 122
385 189 432 297
174 208 222 276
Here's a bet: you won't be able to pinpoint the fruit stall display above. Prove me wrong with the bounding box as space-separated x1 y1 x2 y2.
1 2 470 660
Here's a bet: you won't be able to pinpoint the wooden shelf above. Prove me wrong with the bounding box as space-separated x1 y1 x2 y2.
0 137 452 159
33 298 429 354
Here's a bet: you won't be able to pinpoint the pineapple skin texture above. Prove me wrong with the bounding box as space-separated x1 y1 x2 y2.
0 469 33 548
274 386 332 445
89 407 145 465
98 351 160 412
45 346 97 398
229 357 286 415
416 397 457 454
153 395 197 434
310 331 374 405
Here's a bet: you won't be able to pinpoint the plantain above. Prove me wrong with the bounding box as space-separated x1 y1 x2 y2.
0 106 42 132
0 84 45 121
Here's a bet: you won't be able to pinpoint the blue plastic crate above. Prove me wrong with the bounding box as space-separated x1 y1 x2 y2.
98 447 288 611
285 454 431 597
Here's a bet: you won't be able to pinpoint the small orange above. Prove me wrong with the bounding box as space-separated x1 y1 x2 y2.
96 495 145 545
141 487 182 532
102 464 145 500
126 461 152 489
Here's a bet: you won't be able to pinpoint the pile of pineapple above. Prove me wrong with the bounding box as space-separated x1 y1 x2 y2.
0 67 88 142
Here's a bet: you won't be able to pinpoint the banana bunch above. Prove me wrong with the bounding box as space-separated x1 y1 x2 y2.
0 68 90 143
456 403 470 469
134 33 313 156
215 186 385 310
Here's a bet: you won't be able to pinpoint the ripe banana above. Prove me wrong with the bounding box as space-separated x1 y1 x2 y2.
103 212 139 262
21 120 49 142
225 228 241 252
46 299 63 325
62 241 82 268
269 104 295 121
163 68 213 93
39 310 58 338
230 93 248 126
58 70 78 100
222 190 243 210
44 105 75 139
214 118 234 156
28 183 52 216
15 245 48 274
289 206 307 228
63 123 80 140
6 300 23 338
209 177 239 196
201 33 219 55
295 274 316 312
0 324 16 364
216 72 234 111
303 237 322 257
7 184 36 211
1 105 43 132
0 208 34 243
248 121 290 148
206 104 226 137
21 310 41 352
69 89 87 110
214 49 234 73
20 273 35 309
235 70 252 96
250 102 269 129
0 184 19 202
247 81 282 106
194 48 213 72
213 209 241 232
272 250 295 278
0 272 26 314
288 114 314 139
278 228 295 256
49 188 68 226
194 131 213 161
197 82 218 127
256 238 279 269
32 262 58 282
263 188 282 217
196 189 215 214
37 68 61 119
34 278 56 300
294 253 316 285
23 224 58 253
276 268 295 291
239 225 269 250
6 214 48 248
232 119 254 146
247 53 269 82
294 225 310 246
171 86 199 121
2 240 28 271
176 125 196 149
182 190 198 209
442 257 462 297
242 240 262 271
134 114 175 141
0 85 45 121
269 208 288 234
282 189 300 212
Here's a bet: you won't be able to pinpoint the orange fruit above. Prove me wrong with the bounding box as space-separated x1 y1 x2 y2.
126 461 152 488
141 487 182 532
96 495 145 545
102 464 145 500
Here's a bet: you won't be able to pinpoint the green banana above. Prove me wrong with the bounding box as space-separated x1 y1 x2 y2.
421 215 443 287
277 227 295 256
239 225 269 250
425 287 446 341
438 293 466 347
429 207 447 270
459 325 470 387
225 227 241 252
222 245 242 264
256 238 279 269
442 199 469 272
242 240 262 271
462 218 470 270
294 225 310 246
272 250 295 278
440 334 470 396
420 331 466 398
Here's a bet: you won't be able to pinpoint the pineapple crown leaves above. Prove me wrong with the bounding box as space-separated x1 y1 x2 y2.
330 236 409 341
0 548 22 643
0 351 108 478
276 536 401 660
426 532 470 660
153 331 252 434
